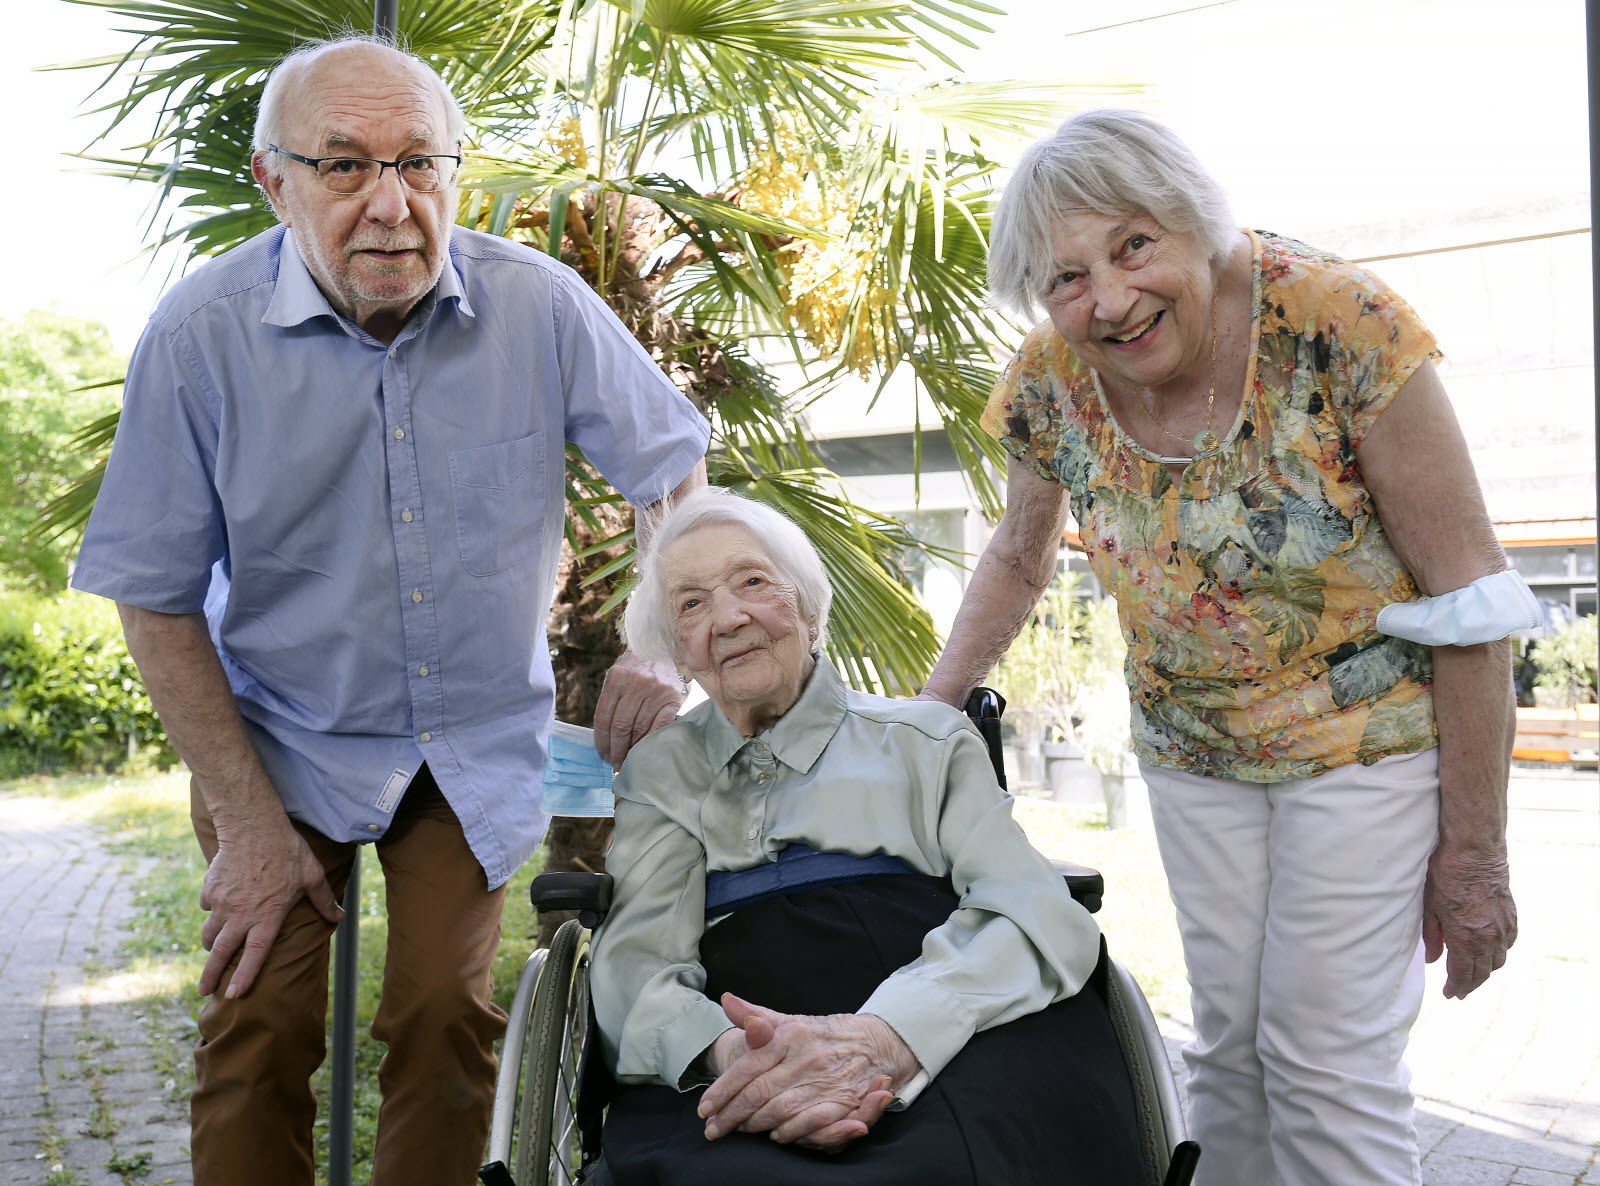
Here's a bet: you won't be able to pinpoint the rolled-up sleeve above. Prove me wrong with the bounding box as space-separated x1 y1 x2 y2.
589 788 733 1089
859 728 1101 1082
71 315 224 612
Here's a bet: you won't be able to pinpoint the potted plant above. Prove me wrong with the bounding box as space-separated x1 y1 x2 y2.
1529 614 1598 708
992 575 1127 805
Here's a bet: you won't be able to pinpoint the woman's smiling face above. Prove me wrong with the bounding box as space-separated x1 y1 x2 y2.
1043 209 1214 392
660 522 816 735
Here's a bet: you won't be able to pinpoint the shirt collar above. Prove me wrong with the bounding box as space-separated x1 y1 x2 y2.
698 656 849 776
262 228 475 329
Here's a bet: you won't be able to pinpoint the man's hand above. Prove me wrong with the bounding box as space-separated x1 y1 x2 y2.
1423 841 1517 999
698 994 910 1152
197 816 344 999
593 651 686 768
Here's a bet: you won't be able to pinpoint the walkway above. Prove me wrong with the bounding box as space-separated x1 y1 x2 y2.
0 795 190 1186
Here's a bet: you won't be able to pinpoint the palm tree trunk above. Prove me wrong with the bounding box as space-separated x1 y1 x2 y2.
537 494 630 947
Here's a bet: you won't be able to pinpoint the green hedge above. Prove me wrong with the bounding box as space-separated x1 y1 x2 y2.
0 590 173 776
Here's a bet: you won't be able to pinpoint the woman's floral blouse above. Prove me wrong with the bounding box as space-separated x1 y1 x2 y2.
983 230 1441 782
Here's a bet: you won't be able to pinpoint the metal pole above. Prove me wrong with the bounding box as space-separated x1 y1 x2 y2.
1589 0 1599 592
374 0 399 42
328 856 361 1186
327 9 399 1180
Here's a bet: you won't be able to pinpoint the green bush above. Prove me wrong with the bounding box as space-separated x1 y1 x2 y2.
0 589 172 775
1530 614 1598 705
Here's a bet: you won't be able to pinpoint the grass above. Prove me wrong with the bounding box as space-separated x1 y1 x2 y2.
7 769 1191 1181
1012 792 1189 1018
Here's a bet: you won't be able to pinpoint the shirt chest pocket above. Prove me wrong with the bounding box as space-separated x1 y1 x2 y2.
448 432 547 577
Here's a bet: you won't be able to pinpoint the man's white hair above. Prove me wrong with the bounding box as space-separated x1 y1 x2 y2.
253 34 466 179
624 487 833 666
988 109 1235 320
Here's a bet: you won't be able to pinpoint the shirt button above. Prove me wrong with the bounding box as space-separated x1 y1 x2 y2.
757 772 770 783
418 664 430 677
368 824 381 834
747 827 759 840
392 427 405 440
419 731 432 743
401 508 414 523
411 589 423 603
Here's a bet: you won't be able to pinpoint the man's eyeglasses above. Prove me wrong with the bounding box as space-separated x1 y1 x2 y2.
267 145 463 195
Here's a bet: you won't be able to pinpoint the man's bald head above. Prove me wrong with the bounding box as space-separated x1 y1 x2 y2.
253 36 465 180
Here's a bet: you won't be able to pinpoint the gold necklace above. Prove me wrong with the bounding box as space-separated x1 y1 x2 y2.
1138 286 1221 457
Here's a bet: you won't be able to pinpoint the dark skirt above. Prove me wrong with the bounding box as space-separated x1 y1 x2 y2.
597 874 1146 1186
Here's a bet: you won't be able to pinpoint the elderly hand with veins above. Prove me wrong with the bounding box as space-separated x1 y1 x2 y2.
697 993 914 1152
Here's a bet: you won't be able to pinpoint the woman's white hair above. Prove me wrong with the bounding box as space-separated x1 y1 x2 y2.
988 109 1235 320
253 34 466 179
624 487 833 665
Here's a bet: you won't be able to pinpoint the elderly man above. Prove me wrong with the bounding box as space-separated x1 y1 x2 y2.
70 35 708 1186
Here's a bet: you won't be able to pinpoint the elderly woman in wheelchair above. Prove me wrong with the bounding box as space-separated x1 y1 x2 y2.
580 486 1149 1186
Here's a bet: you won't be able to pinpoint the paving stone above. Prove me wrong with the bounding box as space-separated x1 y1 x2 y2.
1510 1167 1583 1185
1415 1109 1456 1153
1551 1102 1600 1147
1439 1125 1594 1175
1423 1150 1518 1186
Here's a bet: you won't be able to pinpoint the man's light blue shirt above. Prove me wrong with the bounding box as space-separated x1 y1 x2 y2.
72 225 710 888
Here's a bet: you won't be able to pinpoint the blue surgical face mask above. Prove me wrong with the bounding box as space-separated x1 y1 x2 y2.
541 722 616 818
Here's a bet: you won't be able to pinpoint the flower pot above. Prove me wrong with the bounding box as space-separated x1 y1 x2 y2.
1043 742 1103 806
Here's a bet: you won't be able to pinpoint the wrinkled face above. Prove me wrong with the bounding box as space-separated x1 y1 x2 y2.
660 523 815 732
253 44 455 337
1043 209 1214 391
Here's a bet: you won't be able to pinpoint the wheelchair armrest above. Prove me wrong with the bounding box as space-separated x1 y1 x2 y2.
1049 859 1104 914
530 872 614 926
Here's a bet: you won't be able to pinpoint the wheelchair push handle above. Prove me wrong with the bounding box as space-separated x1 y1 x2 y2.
1163 1139 1202 1184
529 871 614 929
962 685 1008 790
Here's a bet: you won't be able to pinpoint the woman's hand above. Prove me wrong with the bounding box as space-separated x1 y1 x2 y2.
1424 841 1517 998
698 993 913 1151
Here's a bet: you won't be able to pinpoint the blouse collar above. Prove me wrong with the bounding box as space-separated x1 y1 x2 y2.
696 656 850 777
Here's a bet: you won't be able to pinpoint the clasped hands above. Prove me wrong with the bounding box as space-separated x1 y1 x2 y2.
697 993 919 1153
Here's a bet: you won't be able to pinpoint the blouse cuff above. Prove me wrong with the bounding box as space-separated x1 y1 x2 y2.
659 1000 739 1092
886 1067 931 1112
1376 571 1541 646
859 971 975 1085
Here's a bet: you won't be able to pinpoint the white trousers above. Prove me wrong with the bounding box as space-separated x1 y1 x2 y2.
1142 749 1440 1186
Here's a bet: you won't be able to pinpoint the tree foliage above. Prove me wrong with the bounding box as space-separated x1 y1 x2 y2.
0 312 125 591
0 588 173 775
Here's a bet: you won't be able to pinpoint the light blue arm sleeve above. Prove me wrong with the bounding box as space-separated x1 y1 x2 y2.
588 788 733 1090
1376 570 1541 646
859 728 1102 1084
70 316 225 613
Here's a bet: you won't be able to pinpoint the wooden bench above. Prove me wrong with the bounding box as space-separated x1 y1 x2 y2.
1512 705 1599 765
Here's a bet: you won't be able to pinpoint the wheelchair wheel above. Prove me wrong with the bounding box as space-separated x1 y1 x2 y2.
515 918 592 1186
1104 956 1190 1185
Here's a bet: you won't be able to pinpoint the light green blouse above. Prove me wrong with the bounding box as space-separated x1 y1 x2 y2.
588 659 1102 1091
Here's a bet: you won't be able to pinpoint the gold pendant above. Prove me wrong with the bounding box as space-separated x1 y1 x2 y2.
1193 430 1220 455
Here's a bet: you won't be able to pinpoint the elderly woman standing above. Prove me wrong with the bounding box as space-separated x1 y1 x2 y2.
918 110 1528 1186
587 487 1145 1185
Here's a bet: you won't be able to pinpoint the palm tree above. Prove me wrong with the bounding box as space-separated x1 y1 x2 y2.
46 0 1128 907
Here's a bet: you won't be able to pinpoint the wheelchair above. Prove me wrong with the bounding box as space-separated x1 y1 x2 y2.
480 692 1199 1186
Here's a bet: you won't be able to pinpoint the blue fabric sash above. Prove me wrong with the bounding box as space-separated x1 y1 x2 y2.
704 843 916 917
